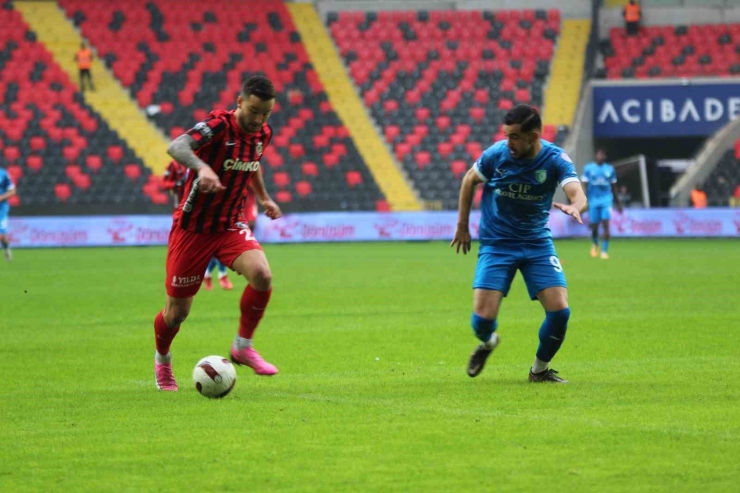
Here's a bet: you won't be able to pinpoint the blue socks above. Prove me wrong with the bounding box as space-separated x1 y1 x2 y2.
205 258 227 277
471 313 498 344
602 240 610 253
535 308 571 363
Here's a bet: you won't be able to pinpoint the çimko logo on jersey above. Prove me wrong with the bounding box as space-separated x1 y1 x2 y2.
223 159 260 172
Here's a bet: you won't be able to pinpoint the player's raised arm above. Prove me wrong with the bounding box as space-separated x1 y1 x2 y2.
553 181 588 224
451 166 484 254
250 166 281 220
167 134 225 194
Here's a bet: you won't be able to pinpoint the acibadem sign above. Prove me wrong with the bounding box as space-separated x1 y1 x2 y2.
593 81 740 137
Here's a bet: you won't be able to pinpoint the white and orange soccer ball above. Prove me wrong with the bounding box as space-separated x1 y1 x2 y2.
192 356 237 398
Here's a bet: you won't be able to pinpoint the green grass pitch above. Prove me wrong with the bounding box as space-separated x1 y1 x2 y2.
1 239 738 492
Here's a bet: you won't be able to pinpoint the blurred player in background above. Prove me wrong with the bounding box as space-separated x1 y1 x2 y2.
0 166 16 262
163 160 234 290
581 149 622 259
451 105 587 384
152 75 282 391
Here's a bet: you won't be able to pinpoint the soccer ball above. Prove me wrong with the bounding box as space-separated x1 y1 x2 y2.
192 356 237 398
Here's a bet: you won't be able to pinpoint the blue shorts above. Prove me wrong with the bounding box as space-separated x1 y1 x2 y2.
473 240 567 300
589 205 612 224
0 210 8 235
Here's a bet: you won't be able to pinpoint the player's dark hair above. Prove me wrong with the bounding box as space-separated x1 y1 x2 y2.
241 75 276 101
504 105 542 133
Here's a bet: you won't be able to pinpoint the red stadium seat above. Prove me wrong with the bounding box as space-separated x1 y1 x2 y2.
124 164 142 181
735 139 740 159
330 143 347 158
345 171 363 188
288 144 305 159
470 107 485 122
272 172 290 188
450 160 467 178
385 125 401 142
27 155 43 172
416 151 431 169
85 155 102 173
313 134 330 148
8 195 20 207
63 146 81 161
295 181 312 197
54 183 72 202
301 162 318 176
275 190 292 203
65 164 83 179
7 165 23 183
30 136 46 151
72 173 91 191
435 116 451 130
323 154 340 167
438 143 453 158
3 146 19 162
107 145 124 163
375 199 391 212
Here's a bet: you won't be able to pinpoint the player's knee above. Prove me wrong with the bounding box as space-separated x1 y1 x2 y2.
471 313 498 343
249 266 272 290
165 304 190 326
546 307 570 339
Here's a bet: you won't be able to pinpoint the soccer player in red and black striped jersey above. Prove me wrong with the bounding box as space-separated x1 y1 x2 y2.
153 75 282 391
161 160 234 290
161 160 188 208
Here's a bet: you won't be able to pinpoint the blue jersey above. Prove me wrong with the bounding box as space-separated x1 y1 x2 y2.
581 162 616 208
474 140 579 243
0 167 15 214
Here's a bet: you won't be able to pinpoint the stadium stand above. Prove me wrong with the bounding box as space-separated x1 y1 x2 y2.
599 24 740 79
327 9 568 210
0 1 157 214
59 0 385 212
704 137 740 206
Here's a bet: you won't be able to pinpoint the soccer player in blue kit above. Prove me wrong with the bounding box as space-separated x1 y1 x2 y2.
451 105 587 383
581 149 623 259
0 166 16 262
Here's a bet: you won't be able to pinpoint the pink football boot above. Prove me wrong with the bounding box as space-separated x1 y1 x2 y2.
230 347 278 376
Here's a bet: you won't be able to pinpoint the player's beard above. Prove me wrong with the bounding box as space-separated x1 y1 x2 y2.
237 114 260 134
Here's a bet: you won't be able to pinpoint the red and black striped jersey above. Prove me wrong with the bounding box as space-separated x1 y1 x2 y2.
173 109 273 233
162 160 189 207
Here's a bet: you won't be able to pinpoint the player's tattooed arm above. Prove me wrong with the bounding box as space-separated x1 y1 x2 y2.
167 135 225 193
167 134 208 172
